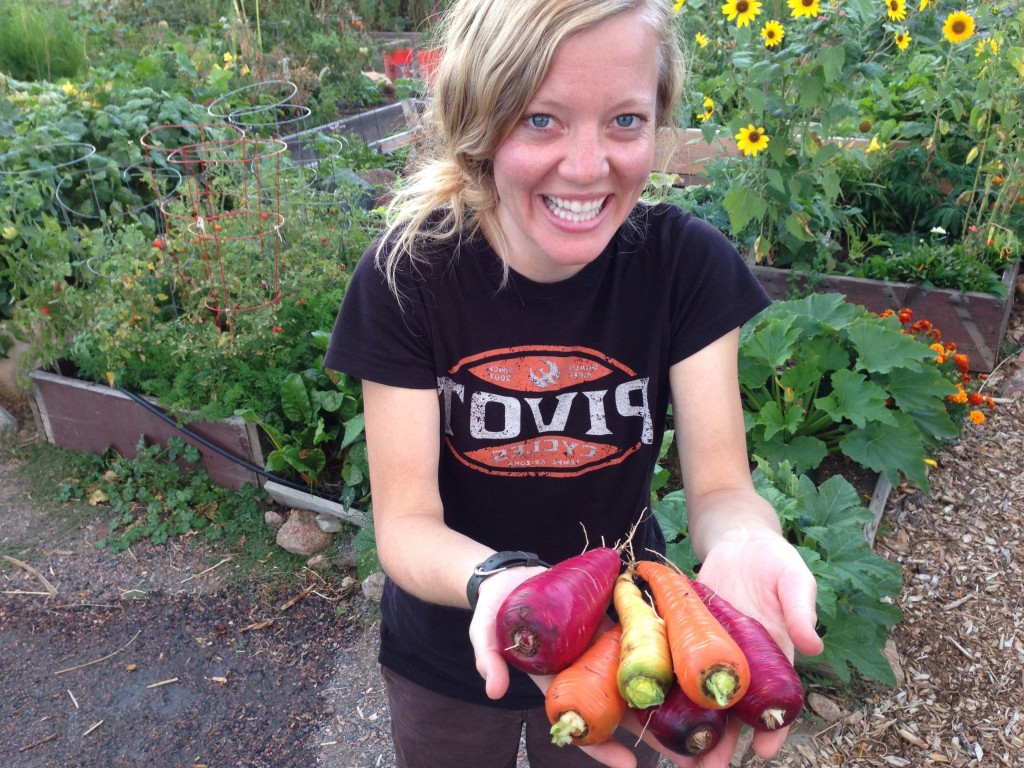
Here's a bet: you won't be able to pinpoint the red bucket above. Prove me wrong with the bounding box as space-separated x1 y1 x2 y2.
416 49 443 85
383 47 414 81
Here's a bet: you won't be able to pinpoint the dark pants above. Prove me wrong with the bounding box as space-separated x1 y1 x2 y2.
382 666 661 768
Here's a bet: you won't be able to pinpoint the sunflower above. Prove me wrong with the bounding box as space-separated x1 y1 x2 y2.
894 29 911 50
942 10 975 43
886 0 907 21
787 0 820 19
722 0 763 27
697 97 715 123
695 32 710 47
674 0 686 12
918 0 930 9
761 20 785 47
735 124 770 157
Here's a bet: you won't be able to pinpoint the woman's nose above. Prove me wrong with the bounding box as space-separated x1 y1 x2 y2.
559 129 609 184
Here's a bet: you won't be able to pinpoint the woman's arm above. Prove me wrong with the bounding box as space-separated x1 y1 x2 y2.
668 329 824 766
362 379 497 606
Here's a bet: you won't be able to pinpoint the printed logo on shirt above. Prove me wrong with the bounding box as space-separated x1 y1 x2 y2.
438 345 652 478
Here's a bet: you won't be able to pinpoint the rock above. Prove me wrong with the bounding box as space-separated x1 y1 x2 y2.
332 543 357 571
1001 350 1024 398
264 509 286 529
276 509 334 556
361 571 386 602
0 404 18 436
806 691 845 723
316 512 344 532
306 553 332 571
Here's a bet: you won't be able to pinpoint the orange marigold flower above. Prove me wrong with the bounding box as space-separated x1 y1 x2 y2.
897 308 913 323
953 353 970 373
929 343 946 363
909 319 932 332
969 410 986 425
928 328 942 342
946 341 957 352
878 309 895 319
968 392 985 406
948 387 968 404
985 396 996 410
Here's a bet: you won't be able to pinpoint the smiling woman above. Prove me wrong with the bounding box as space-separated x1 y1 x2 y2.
487 9 660 283
321 1 823 767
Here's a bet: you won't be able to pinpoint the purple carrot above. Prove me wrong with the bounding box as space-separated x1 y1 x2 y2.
496 547 620 675
690 581 805 731
633 683 726 757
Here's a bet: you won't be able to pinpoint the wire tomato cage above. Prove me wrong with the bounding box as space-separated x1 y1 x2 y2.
207 80 349 225
140 123 287 329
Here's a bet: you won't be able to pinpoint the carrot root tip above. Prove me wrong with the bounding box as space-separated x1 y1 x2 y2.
550 711 587 747
689 726 716 754
762 708 787 729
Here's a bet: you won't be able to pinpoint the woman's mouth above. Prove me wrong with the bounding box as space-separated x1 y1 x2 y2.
544 195 607 223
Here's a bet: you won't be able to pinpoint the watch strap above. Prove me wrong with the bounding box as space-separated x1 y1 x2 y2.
466 550 549 610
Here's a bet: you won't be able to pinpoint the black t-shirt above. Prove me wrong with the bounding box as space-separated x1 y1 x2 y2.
325 202 770 707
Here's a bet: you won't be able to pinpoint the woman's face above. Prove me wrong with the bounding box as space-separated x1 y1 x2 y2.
489 8 660 283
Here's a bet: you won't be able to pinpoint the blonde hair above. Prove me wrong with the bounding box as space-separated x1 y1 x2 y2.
377 0 685 293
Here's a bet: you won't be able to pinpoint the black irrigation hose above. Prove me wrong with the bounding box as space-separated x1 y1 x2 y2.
116 387 340 502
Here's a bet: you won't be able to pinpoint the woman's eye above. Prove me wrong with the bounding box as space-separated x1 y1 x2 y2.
616 114 641 128
527 114 552 129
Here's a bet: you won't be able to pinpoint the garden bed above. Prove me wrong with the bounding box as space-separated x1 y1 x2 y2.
28 368 265 492
752 260 1020 373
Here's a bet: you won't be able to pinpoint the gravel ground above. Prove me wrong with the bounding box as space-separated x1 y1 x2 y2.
2 295 1023 768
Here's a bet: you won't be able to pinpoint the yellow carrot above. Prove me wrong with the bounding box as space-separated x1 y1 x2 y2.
613 567 673 708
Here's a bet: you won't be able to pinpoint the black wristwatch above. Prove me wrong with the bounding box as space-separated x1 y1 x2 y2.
466 550 549 610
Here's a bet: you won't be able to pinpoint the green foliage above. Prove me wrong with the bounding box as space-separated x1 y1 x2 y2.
739 294 962 493
673 0 1023 284
843 229 1014 296
58 436 267 553
236 362 370 508
652 458 904 686
0 1 87 82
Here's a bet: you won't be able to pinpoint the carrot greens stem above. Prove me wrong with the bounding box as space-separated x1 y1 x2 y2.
704 666 739 708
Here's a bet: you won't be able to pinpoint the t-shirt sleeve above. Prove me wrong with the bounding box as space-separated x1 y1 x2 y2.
323 245 438 389
660 206 770 364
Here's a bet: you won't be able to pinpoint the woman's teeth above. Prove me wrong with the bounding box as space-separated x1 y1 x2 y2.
545 195 605 223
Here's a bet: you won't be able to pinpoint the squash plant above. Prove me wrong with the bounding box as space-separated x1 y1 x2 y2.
739 293 962 493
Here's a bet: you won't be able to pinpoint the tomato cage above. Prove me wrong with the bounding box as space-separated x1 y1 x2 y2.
0 141 98 254
140 124 287 323
207 80 349 216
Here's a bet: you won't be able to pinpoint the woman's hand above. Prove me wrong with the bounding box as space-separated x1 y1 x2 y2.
684 532 823 767
467 564 548 700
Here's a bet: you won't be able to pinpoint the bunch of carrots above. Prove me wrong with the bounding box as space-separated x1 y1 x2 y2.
495 547 804 756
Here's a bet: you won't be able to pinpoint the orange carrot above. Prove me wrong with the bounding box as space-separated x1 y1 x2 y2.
635 561 750 710
545 625 628 747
